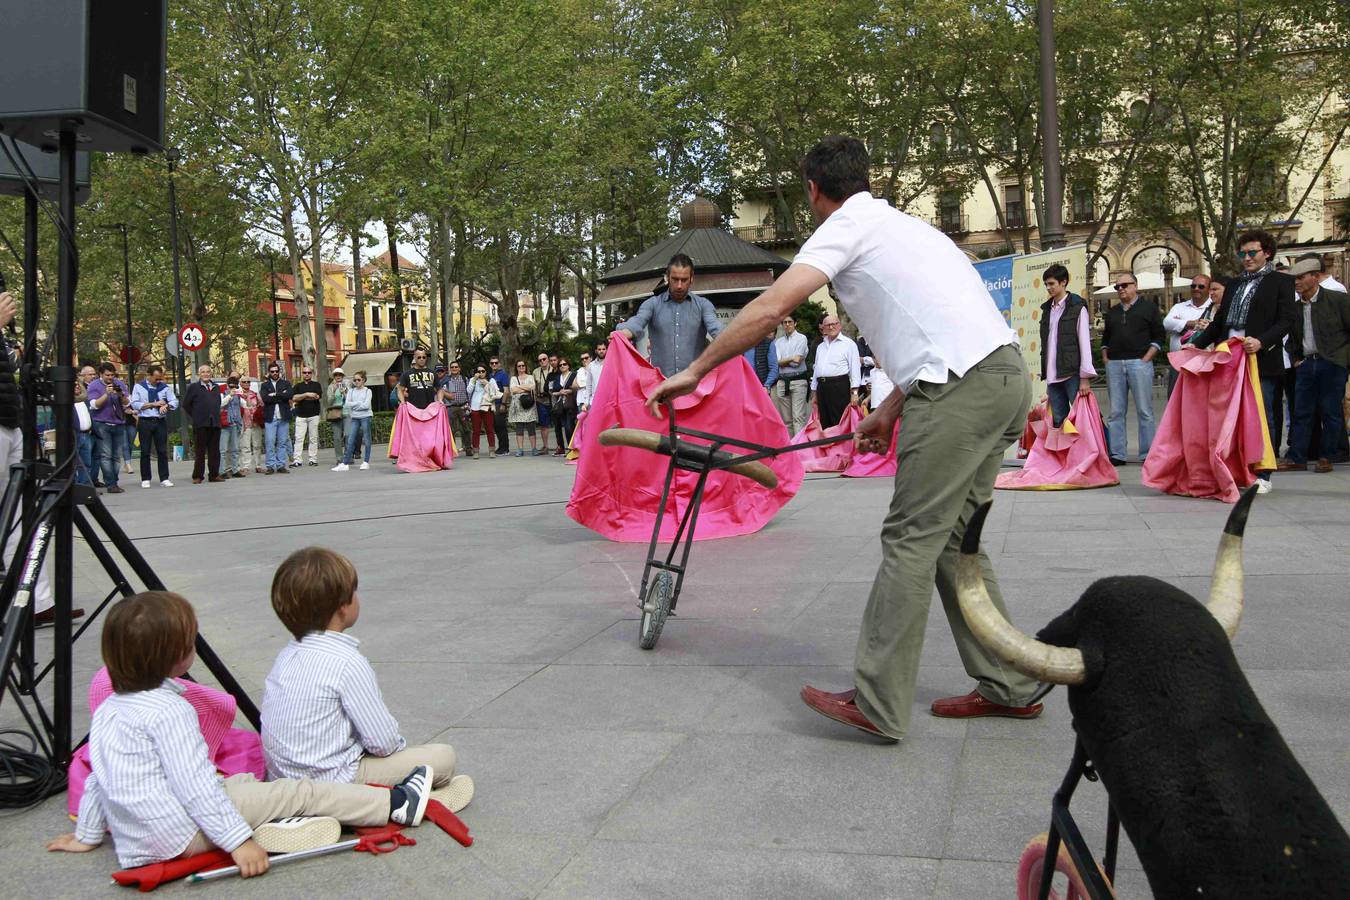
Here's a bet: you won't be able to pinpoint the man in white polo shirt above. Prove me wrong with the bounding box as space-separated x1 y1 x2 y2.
647 136 1042 742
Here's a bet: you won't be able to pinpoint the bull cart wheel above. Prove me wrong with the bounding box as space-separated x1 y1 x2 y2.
638 571 674 650
1016 832 1114 900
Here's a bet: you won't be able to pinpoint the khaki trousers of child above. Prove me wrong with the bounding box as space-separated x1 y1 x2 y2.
355 743 456 789
853 344 1041 739
181 773 389 856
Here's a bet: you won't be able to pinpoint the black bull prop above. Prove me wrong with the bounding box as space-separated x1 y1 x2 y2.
958 487 1350 897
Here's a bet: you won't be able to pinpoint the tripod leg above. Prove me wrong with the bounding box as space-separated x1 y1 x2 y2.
80 495 262 729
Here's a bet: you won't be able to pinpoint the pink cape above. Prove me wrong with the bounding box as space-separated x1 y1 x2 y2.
387 402 455 472
1141 341 1276 503
68 668 265 817
996 392 1118 490
789 405 897 478
566 335 803 542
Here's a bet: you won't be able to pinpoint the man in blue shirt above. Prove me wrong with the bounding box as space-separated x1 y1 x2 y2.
488 355 511 456
616 253 723 374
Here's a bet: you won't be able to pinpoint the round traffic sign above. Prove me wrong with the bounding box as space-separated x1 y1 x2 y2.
118 345 143 364
178 323 206 351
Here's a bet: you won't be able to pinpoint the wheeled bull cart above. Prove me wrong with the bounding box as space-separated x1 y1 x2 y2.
598 404 853 649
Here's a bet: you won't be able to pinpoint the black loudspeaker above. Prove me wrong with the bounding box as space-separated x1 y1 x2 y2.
0 136 91 204
0 0 167 154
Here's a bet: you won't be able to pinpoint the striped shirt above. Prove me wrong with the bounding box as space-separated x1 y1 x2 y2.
75 680 251 868
261 631 405 782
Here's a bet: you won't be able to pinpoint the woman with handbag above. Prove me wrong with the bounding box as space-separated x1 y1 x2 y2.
324 368 348 465
508 360 539 457
553 358 580 451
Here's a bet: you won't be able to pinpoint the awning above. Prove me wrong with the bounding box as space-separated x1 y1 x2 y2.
594 269 778 306
337 349 403 376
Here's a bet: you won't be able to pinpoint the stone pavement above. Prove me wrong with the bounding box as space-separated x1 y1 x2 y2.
0 446 1346 898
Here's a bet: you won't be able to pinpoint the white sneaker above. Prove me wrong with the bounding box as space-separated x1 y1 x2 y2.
332 463 349 471
359 461 370 470
253 816 341 853
161 479 173 487
140 480 151 489
1256 479 1273 494
430 774 474 813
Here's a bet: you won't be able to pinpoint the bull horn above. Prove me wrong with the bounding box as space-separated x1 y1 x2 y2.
956 503 1086 685
1207 483 1257 638
598 427 779 489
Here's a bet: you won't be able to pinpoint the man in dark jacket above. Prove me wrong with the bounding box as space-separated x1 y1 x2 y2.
1101 274 1165 464
259 362 293 474
182 364 226 484
1190 229 1297 492
1282 256 1350 472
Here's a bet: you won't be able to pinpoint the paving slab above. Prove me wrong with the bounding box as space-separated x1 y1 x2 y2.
0 444 1345 898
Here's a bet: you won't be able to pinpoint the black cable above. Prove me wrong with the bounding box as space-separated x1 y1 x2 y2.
0 729 60 811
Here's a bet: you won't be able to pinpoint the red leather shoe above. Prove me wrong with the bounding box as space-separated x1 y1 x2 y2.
799 684 898 742
931 689 1043 719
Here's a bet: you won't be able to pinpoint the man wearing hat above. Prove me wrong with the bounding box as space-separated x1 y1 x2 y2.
1281 256 1350 473
324 367 349 466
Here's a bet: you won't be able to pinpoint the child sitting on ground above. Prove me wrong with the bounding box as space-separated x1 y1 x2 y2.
47 591 433 877
261 547 472 811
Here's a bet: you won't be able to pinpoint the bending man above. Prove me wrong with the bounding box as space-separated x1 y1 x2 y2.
647 136 1042 742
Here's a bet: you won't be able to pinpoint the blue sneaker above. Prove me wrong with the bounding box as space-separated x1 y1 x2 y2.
390 765 433 826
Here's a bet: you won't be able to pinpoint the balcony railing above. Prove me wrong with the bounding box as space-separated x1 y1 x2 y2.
1005 208 1037 230
732 224 793 243
931 214 970 234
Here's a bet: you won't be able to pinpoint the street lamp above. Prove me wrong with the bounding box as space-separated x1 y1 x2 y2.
96 223 136 383
1160 253 1177 312
166 148 190 454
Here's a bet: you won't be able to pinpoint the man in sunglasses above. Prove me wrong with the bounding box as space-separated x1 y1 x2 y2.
290 365 324 467
1162 274 1213 395
1101 274 1166 465
259 363 294 474
1188 230 1296 493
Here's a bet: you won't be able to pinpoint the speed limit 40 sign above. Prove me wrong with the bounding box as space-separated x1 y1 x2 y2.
178 323 206 352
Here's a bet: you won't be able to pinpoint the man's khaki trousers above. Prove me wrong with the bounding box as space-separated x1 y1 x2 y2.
853 344 1040 738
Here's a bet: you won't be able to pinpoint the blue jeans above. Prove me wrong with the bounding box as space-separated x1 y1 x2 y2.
1258 375 1279 481
1286 358 1349 464
92 421 123 486
121 422 136 466
264 418 291 470
343 417 372 464
1045 379 1077 428
221 423 241 473
1105 358 1156 461
76 431 93 485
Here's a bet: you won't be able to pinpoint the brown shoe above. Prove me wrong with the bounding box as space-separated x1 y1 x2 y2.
1276 458 1306 472
931 689 1043 720
1315 457 1334 473
209 475 228 483
192 477 204 484
33 606 85 627
799 684 899 742
255 467 265 474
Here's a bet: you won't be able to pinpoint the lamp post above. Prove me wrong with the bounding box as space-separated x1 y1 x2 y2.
166 149 190 454
98 223 136 383
1160 254 1177 313
1037 0 1067 250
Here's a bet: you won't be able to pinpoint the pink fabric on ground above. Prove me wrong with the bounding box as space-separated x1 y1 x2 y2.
996 392 1118 490
789 406 858 472
387 402 455 472
566 334 803 542
68 668 265 817
1141 341 1274 503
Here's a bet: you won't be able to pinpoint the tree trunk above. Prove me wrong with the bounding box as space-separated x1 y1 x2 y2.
306 184 331 387
438 212 455 361
427 262 440 368
279 201 318 378
386 222 406 368
351 228 367 350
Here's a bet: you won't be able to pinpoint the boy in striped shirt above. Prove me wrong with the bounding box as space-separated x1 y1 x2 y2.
261 548 472 811
47 591 433 876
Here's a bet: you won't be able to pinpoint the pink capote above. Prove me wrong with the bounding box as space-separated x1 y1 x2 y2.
67 668 265 817
996 392 1118 490
387 402 455 472
566 335 803 542
1142 340 1276 503
789 405 897 478
790 406 858 472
